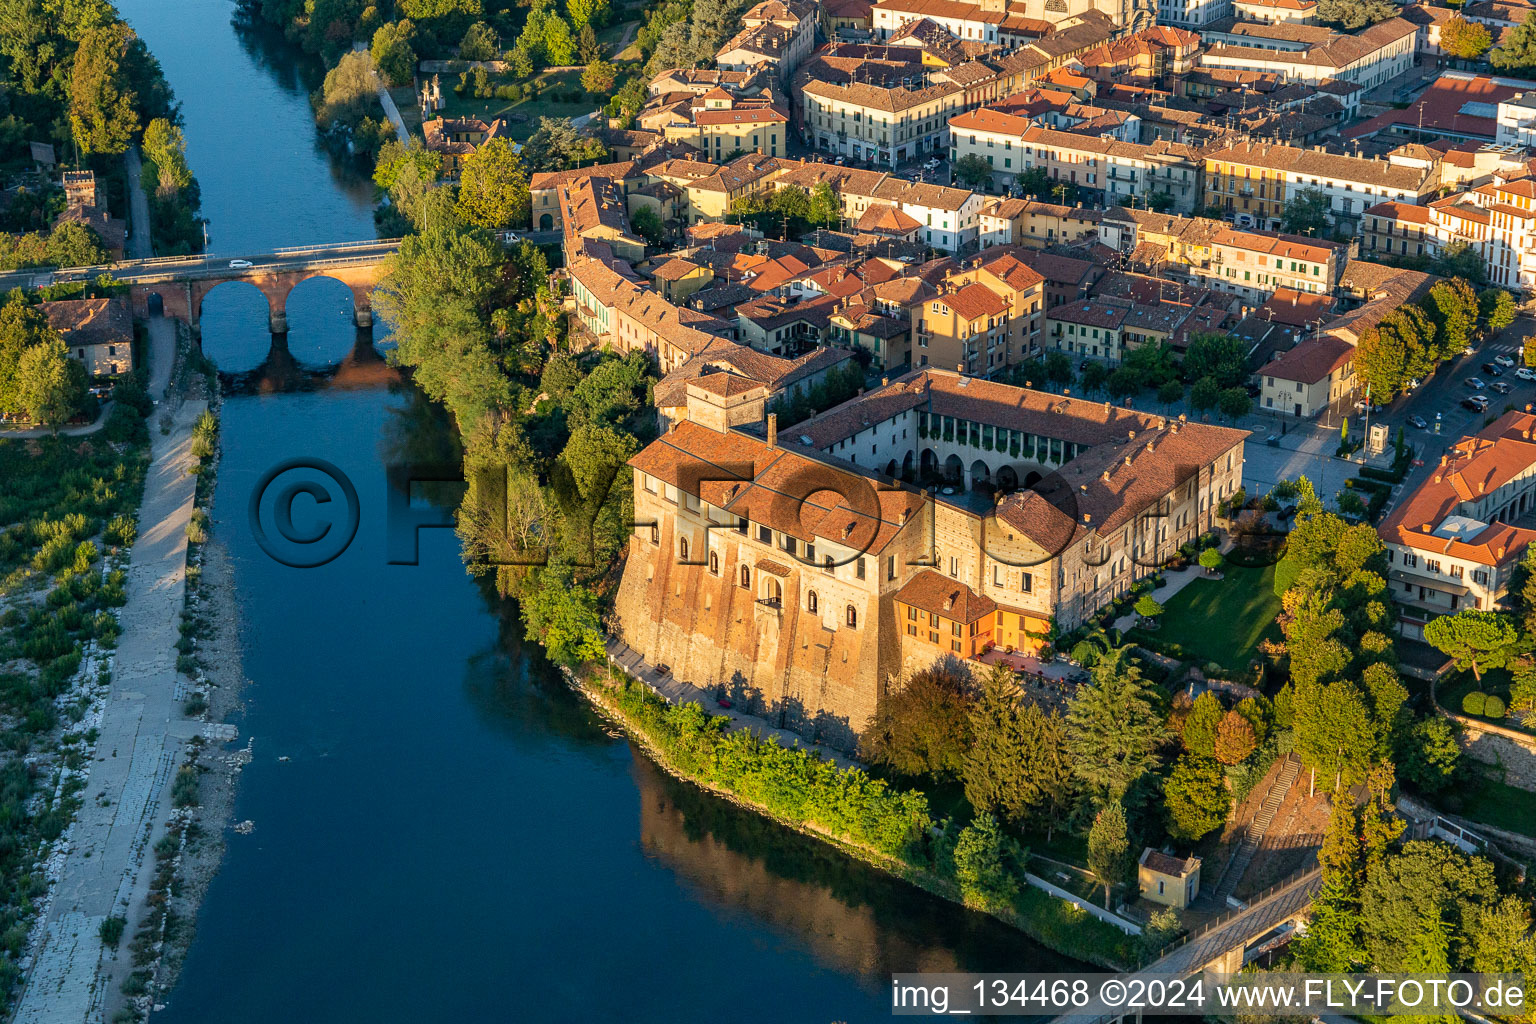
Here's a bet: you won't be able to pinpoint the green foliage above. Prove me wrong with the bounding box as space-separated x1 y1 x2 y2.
1164 754 1231 842
1182 691 1223 756
69 24 140 156
953 814 1023 912
371 20 418 87
629 205 664 247
1482 287 1518 332
16 337 86 429
1441 14 1493 57
1198 547 1223 571
860 663 975 780
962 666 1070 831
1360 840 1501 972
1316 0 1397 27
313 50 381 128
1066 653 1165 801
612 680 935 858
1087 801 1130 907
1400 717 1461 793
517 564 606 665
1133 593 1163 619
1484 694 1506 718
1281 187 1331 235
1492 10 1536 70
1214 709 1257 765
1424 610 1521 681
1182 334 1248 388
953 154 993 188
455 137 530 229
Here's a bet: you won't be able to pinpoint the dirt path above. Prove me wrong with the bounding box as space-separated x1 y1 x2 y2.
13 399 208 1024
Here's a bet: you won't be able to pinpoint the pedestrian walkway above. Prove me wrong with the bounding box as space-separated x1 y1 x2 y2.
1210 755 1302 905
14 399 207 1024
603 637 854 768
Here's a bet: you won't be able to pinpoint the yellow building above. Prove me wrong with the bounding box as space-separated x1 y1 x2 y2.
1139 849 1201 909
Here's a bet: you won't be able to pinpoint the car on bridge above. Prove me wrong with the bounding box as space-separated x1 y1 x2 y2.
228 259 253 269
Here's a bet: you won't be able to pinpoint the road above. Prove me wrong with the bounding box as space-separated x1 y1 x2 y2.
122 148 152 261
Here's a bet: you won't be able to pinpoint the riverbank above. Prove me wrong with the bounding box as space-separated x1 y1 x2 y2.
569 663 1137 972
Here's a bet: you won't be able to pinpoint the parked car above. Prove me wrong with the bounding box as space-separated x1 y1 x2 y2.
1518 366 1536 381
1408 414 1428 429
1467 377 1487 390
1482 362 1505 376
228 258 253 269
1463 395 1490 412
923 158 941 170
1493 381 1514 394
1495 354 1516 367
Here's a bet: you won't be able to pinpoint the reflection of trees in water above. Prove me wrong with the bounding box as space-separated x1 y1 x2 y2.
458 608 615 749
378 379 464 508
229 6 324 97
220 330 396 396
633 757 1084 983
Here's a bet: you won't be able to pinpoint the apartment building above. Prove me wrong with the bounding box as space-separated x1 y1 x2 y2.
1231 0 1317 23
660 94 790 159
1197 227 1347 302
616 370 1246 748
1380 410 1536 640
1257 335 1356 417
1159 0 1233 29
1202 140 1438 231
1199 16 1417 87
871 0 1005 42
799 67 964 167
716 0 819 85
978 198 1103 249
1426 177 1536 292
913 253 1045 374
999 123 1202 211
1047 297 1131 363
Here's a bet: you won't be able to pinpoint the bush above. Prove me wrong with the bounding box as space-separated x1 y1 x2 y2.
99 916 126 947
1483 695 1506 718
103 401 147 444
1462 690 1487 716
170 765 199 807
953 814 1023 912
104 514 137 547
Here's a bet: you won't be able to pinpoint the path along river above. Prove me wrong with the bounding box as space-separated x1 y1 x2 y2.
113 3 1085 1020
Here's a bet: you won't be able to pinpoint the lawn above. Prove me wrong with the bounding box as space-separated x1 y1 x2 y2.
1457 774 1536 838
436 70 603 142
1132 564 1282 672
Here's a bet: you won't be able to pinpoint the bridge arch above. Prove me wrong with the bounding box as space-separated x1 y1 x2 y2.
283 272 375 330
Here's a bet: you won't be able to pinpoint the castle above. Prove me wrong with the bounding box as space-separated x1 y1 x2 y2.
614 368 1246 750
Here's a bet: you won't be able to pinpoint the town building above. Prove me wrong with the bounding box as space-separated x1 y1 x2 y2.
1202 140 1438 232
40 297 134 376
1380 410 1536 640
1198 16 1416 88
1139 849 1202 908
660 92 790 159
421 116 505 178
1257 335 1356 417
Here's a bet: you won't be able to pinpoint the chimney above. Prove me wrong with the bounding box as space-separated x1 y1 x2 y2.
881 376 889 386
767 412 778 446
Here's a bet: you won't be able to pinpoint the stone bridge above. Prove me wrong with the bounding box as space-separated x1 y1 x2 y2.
120 239 400 334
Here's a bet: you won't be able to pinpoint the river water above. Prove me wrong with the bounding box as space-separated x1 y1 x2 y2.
116 3 1084 1020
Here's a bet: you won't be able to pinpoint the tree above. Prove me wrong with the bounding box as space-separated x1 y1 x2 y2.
1492 11 1536 71
69 23 139 156
1423 278 1479 359
372 20 418 86
953 154 992 188
578 23 604 63
568 0 609 29
518 564 606 665
1087 801 1131 909
1044 351 1073 388
1424 609 1521 681
1214 710 1257 765
860 663 975 779
1441 15 1493 60
1183 333 1248 387
808 182 840 227
1134 593 1163 621
1359 840 1501 972
1316 0 1396 29
15 337 86 429
1199 547 1223 574
314 50 380 128
1281 187 1331 235
375 139 442 193
963 665 1070 831
543 13 576 65
953 814 1022 912
1182 691 1223 756
1481 287 1518 333
1525 335 1536 368
581 59 615 95
522 116 608 172
1066 655 1166 800
629 205 665 247
1190 376 1221 411
458 20 499 61
1399 717 1461 794
1292 679 1376 791
454 137 530 228
1218 386 1252 421
1165 754 1231 842
45 222 106 268
142 118 192 194
1146 192 1175 213
1157 379 1183 405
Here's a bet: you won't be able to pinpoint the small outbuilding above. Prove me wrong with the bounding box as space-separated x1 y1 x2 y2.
1138 848 1201 909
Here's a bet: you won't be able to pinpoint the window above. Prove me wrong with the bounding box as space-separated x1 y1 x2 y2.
709 551 719 575
1451 565 1464 579
951 622 962 637
679 538 689 561
1020 572 1032 593
908 623 918 636
740 565 751 588
846 605 858 628
824 555 834 574
949 557 958 578
886 555 895 581
951 640 962 652
1427 559 1441 574
808 591 819 613
758 525 772 544
907 606 918 620
650 524 659 544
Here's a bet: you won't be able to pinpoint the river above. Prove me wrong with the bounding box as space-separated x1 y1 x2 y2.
116 3 1085 1021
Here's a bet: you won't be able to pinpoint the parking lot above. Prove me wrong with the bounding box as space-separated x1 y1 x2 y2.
1242 314 1536 501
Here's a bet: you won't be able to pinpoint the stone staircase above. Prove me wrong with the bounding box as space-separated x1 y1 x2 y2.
1212 754 1301 904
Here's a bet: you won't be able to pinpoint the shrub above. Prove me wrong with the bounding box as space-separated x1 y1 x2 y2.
100 916 126 947
953 814 1023 912
104 514 137 547
185 510 208 545
103 401 147 444
1462 690 1487 716
1483 695 1506 718
171 766 199 807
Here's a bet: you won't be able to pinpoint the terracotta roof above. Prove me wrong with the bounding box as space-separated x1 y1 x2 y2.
944 281 1009 321
894 570 997 623
1140 848 1199 876
38 296 131 348
1261 336 1354 386
1380 411 1536 567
